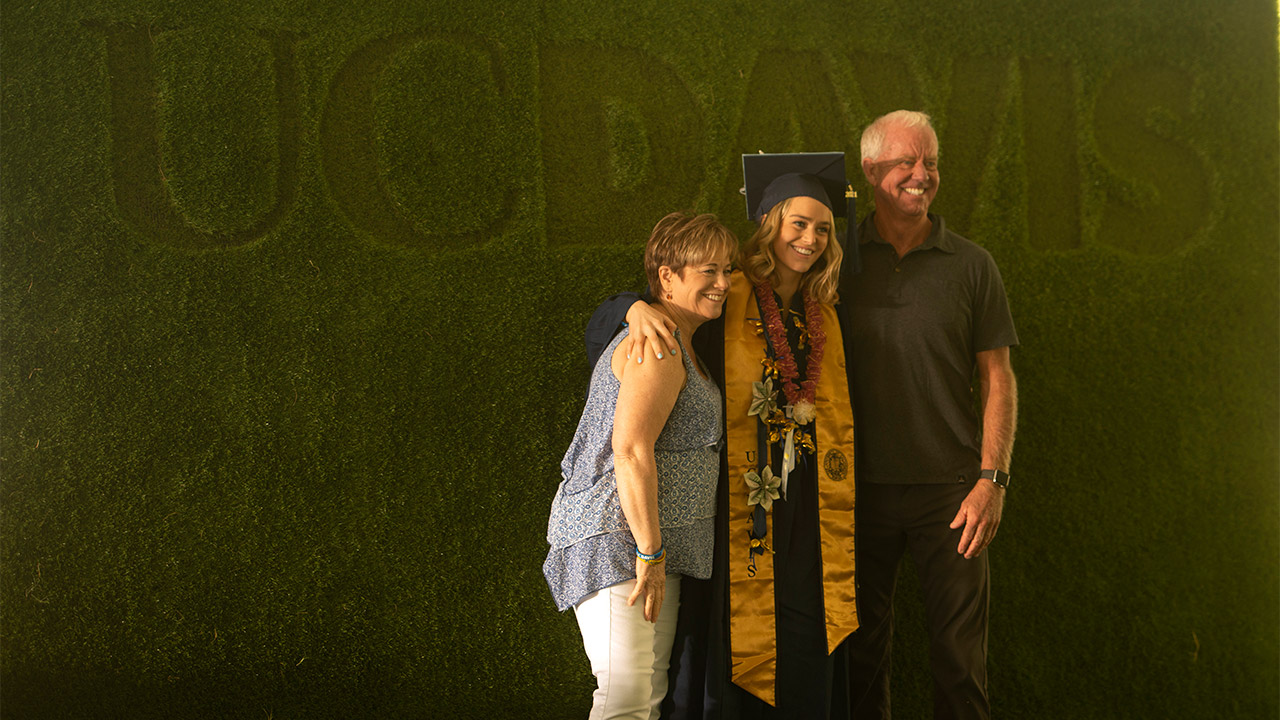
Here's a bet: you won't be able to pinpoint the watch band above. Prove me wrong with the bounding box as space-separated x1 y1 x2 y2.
979 468 1010 489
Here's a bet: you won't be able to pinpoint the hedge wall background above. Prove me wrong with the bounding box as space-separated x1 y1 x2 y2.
3 0 1277 717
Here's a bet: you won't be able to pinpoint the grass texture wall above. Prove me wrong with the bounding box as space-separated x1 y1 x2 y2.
2 0 1276 717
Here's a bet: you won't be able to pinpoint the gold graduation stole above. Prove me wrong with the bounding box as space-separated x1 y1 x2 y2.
723 271 859 706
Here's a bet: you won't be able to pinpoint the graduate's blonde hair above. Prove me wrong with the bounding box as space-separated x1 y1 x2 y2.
740 196 841 304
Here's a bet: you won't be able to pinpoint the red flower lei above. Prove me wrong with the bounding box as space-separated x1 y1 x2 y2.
754 281 826 412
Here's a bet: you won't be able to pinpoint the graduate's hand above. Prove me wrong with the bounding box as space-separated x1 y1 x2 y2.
950 479 1004 559
623 301 678 364
627 558 666 623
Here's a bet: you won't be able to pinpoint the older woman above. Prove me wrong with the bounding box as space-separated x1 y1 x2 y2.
544 211 738 720
589 154 860 718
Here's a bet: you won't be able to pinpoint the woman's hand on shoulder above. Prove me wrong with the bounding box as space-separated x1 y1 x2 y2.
614 330 686 389
611 328 686 457
624 300 679 364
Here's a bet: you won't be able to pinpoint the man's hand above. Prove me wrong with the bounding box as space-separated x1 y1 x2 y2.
949 479 1005 559
623 301 678 363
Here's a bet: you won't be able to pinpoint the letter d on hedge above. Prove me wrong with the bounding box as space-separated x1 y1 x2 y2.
539 45 704 247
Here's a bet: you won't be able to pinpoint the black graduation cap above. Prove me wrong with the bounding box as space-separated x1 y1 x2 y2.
741 151 860 276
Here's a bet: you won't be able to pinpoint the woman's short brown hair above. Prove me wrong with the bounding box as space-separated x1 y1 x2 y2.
644 212 739 295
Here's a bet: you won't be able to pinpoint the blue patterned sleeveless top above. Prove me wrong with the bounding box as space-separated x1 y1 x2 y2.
543 329 722 611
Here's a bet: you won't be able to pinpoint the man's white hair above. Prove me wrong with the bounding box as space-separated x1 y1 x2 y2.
860 110 938 163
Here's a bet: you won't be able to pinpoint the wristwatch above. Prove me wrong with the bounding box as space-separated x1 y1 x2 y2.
979 468 1010 489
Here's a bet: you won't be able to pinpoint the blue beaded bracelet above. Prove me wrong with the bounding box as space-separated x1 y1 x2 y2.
636 545 665 564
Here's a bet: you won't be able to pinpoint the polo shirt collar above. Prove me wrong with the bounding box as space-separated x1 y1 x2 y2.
860 212 956 254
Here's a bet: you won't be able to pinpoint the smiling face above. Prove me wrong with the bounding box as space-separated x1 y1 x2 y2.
768 195 831 287
862 122 940 221
661 250 734 322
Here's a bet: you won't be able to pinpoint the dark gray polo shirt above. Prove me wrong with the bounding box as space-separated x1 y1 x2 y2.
841 213 1018 484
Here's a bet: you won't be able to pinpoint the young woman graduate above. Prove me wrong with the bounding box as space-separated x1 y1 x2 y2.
584 153 862 718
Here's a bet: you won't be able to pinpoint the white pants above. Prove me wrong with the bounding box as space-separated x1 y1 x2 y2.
573 575 682 720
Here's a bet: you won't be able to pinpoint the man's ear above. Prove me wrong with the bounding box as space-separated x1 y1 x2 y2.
861 157 877 185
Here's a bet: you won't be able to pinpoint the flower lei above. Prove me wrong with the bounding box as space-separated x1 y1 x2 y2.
752 281 826 430
743 281 828 570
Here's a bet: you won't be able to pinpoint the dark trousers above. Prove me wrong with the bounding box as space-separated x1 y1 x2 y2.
847 482 990 720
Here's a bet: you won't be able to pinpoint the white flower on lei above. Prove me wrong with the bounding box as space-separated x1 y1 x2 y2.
791 400 816 426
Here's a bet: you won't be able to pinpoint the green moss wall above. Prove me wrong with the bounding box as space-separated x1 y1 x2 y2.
3 0 1276 717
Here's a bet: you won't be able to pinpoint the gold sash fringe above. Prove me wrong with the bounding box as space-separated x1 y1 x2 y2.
723 272 858 706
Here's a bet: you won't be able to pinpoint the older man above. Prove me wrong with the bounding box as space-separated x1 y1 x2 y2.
843 110 1019 720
